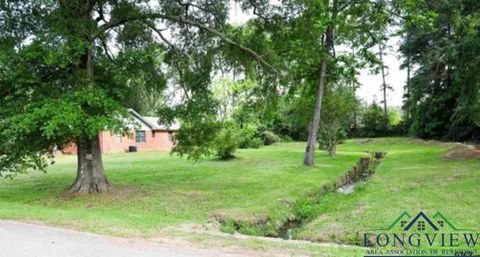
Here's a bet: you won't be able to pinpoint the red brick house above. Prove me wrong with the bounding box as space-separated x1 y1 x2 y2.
61 109 179 154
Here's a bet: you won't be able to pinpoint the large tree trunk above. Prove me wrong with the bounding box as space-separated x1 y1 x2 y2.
66 2 110 193
303 25 333 167
69 134 110 193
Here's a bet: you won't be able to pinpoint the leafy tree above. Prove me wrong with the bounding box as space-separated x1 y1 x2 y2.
360 102 388 137
238 124 263 149
0 1 275 192
398 0 480 141
357 102 404 137
175 1 391 165
115 46 167 116
211 76 268 149
255 0 390 166
261 130 281 145
318 85 358 156
213 122 240 160
271 96 311 141
388 108 402 127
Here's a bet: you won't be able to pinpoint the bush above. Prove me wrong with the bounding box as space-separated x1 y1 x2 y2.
247 138 263 148
213 126 240 159
238 126 262 149
261 130 281 145
360 103 387 137
281 135 293 143
358 103 406 137
337 129 348 144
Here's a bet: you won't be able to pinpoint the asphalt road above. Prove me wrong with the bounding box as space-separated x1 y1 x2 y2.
0 220 243 257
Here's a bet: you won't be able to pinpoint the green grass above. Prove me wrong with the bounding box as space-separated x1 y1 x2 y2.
0 137 478 256
0 142 364 237
294 138 480 253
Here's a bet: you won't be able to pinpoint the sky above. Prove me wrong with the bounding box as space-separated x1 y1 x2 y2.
229 1 407 107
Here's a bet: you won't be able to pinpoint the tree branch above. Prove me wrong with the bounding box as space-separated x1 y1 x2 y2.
248 0 270 23
156 14 278 73
144 21 193 61
338 0 360 12
173 62 191 102
96 12 278 73
97 37 116 64
366 30 377 49
95 4 106 23
98 17 126 33
175 0 225 27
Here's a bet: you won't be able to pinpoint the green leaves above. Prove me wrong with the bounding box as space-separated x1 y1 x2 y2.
213 122 241 159
0 1 134 176
399 0 480 141
171 118 222 160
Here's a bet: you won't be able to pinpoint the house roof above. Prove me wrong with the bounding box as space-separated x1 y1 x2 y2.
385 211 411 230
403 211 439 231
433 211 470 231
144 116 180 130
128 109 180 131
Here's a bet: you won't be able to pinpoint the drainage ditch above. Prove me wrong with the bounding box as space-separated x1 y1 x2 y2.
337 151 386 195
215 152 386 242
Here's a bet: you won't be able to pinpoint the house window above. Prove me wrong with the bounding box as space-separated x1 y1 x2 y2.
168 132 173 142
438 220 444 227
135 130 146 143
115 134 122 144
400 221 407 227
417 221 425 231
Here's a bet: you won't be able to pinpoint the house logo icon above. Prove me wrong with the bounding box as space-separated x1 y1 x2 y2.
363 211 479 252
374 211 471 232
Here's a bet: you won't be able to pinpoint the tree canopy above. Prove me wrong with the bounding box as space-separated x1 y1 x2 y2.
398 0 480 141
1 0 479 192
0 0 276 190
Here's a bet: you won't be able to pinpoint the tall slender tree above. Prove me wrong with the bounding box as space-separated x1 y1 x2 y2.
300 0 390 166
303 0 336 166
378 42 390 121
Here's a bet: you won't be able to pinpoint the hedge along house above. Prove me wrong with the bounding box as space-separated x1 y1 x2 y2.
61 109 179 154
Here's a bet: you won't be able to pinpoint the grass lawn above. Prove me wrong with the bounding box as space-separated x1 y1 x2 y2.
295 138 480 252
0 142 364 236
0 137 478 256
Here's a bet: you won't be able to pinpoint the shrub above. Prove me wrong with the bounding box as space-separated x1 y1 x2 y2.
281 135 293 142
360 103 387 137
292 197 326 222
248 138 263 148
261 130 281 145
318 123 348 157
238 126 261 149
337 129 348 144
213 125 240 159
358 103 406 137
